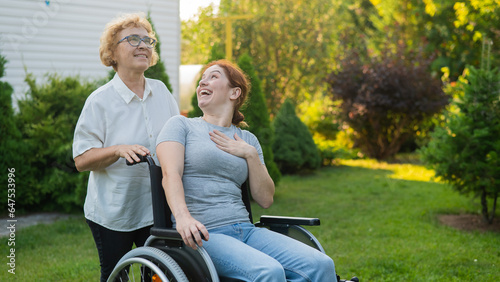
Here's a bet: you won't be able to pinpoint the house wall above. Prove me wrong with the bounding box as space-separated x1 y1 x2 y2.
0 0 180 106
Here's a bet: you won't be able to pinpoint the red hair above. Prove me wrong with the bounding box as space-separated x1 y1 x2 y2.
201 60 251 127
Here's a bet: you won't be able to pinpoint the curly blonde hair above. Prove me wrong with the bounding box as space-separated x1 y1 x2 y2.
99 12 159 71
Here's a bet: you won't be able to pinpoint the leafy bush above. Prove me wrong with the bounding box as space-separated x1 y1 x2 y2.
272 98 321 174
315 138 361 166
326 43 449 160
420 63 500 224
14 74 98 212
0 53 29 213
0 53 20 170
238 53 281 185
299 96 348 165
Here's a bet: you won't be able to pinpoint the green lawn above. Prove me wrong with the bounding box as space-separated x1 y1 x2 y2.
1 159 499 281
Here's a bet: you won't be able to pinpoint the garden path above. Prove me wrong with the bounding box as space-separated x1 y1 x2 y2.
0 213 77 237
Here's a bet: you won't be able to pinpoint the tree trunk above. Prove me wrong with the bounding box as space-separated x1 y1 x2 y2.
480 187 490 223
488 191 498 224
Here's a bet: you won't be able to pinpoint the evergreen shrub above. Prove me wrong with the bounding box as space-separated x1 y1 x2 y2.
237 53 281 185
272 99 321 174
144 12 173 92
420 63 500 224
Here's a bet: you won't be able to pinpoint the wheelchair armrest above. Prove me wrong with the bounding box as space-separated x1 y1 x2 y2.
150 227 183 240
257 215 320 226
150 227 208 241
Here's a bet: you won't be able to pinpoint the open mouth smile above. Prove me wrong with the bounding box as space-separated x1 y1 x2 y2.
199 89 212 96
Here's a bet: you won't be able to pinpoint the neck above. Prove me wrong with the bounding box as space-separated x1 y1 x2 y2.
117 70 146 99
202 113 233 128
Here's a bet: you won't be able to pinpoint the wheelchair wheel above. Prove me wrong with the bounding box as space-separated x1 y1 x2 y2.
107 246 188 282
287 225 326 253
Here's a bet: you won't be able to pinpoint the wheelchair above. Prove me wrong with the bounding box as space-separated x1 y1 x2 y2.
108 155 359 282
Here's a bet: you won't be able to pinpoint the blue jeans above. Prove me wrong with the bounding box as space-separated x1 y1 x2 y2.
203 223 336 282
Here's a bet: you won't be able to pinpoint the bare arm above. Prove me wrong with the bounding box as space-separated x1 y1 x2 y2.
209 130 275 208
157 141 209 250
74 144 150 172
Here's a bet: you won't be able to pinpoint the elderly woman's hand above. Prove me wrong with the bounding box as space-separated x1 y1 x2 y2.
114 144 150 164
209 130 257 159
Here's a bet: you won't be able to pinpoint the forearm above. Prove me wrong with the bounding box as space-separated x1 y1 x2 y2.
75 144 150 172
247 153 275 209
162 172 209 249
163 175 192 221
74 146 120 172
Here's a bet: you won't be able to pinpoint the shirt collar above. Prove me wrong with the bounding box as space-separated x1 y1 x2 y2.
111 73 153 104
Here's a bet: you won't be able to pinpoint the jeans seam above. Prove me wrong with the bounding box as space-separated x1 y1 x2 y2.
212 256 256 281
283 266 313 282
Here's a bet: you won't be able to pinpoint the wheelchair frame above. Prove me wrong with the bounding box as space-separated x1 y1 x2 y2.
107 155 358 282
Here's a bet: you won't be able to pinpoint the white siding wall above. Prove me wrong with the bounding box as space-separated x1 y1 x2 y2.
0 0 180 106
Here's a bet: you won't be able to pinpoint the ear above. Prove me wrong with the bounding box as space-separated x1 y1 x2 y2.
229 87 242 101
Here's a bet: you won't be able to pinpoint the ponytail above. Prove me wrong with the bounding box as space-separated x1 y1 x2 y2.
232 110 247 128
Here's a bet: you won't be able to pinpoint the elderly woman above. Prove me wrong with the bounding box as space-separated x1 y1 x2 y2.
156 60 336 281
72 13 179 281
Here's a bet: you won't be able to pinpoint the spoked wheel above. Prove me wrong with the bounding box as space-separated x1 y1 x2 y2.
107 247 188 282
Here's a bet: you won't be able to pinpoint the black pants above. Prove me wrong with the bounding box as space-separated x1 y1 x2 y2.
86 219 152 282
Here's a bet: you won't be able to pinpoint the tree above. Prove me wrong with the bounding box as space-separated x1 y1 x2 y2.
183 0 345 113
420 0 500 79
326 42 449 160
144 12 173 92
420 55 500 224
272 98 321 174
181 4 222 65
357 0 500 80
237 53 281 185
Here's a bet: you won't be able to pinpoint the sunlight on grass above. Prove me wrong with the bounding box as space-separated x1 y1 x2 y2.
339 159 437 182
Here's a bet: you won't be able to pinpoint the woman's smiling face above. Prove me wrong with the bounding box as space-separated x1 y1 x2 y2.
196 65 235 109
113 26 152 74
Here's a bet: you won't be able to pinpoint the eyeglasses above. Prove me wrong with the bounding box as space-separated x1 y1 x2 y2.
117 35 156 48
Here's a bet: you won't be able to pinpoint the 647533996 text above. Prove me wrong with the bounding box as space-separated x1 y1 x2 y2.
6 168 16 275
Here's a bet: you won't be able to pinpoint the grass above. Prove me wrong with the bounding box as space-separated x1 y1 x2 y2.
1 159 499 281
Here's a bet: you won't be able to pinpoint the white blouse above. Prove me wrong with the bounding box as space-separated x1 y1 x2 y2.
73 73 179 231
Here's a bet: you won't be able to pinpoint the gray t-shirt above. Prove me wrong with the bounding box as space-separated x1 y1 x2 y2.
156 115 265 230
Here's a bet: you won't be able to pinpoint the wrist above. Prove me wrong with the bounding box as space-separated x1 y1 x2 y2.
173 208 191 220
112 145 123 158
245 147 259 160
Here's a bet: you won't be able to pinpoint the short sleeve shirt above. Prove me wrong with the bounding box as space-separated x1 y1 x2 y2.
156 115 265 230
73 73 179 231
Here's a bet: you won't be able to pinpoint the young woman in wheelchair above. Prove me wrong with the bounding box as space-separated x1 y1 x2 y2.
156 60 336 281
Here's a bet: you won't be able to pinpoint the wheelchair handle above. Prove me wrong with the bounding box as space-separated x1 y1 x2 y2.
126 154 156 166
